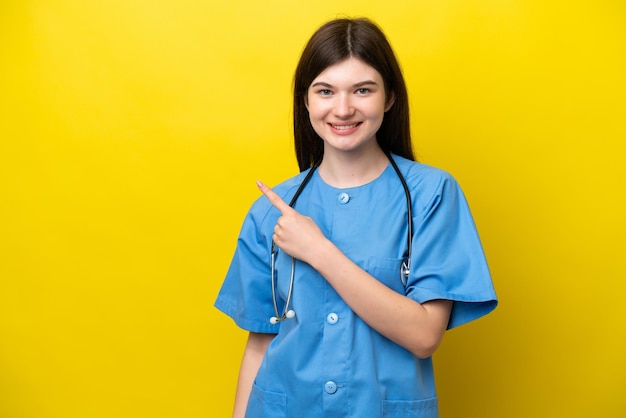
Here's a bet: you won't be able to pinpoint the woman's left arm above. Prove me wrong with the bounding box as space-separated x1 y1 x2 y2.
309 242 451 358
257 181 452 358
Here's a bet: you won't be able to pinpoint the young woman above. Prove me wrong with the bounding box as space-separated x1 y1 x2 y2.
215 17 497 418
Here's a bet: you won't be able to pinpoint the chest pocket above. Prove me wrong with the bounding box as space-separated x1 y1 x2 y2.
367 257 406 294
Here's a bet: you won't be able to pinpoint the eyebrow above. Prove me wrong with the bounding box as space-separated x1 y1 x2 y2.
310 80 379 88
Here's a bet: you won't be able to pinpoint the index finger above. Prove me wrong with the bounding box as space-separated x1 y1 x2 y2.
256 180 295 215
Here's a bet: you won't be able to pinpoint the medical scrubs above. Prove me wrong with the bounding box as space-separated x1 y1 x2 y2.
215 154 497 418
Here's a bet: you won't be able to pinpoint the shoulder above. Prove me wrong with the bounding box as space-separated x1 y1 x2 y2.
390 154 464 214
391 154 459 190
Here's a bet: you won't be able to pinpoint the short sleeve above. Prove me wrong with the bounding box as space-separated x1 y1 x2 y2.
214 201 280 334
405 171 497 329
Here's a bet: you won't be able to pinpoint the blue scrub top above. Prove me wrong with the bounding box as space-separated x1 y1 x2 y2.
215 155 497 418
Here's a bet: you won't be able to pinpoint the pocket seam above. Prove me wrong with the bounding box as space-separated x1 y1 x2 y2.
251 382 286 406
382 396 438 414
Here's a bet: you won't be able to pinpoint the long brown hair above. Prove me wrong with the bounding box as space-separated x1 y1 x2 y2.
293 18 414 171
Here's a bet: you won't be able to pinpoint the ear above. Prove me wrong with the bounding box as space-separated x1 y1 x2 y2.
304 93 309 111
385 91 396 112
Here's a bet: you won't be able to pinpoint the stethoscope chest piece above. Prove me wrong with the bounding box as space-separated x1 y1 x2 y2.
400 260 410 288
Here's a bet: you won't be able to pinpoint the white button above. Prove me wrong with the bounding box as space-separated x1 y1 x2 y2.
337 193 350 204
324 381 337 394
326 312 339 325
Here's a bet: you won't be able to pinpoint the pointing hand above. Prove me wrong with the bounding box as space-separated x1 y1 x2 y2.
257 180 327 263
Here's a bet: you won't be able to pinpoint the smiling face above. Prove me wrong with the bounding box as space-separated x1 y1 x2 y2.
306 57 394 157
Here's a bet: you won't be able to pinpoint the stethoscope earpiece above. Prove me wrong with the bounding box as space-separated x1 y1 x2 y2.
269 309 297 324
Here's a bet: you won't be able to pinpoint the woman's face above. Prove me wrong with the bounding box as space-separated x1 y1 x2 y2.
306 57 394 156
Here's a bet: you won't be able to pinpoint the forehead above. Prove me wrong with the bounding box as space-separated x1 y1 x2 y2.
310 57 383 86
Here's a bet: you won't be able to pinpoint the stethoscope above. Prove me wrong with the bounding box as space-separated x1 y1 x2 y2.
270 151 413 324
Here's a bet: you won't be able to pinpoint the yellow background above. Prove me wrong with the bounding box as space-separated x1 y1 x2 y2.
1 1 624 417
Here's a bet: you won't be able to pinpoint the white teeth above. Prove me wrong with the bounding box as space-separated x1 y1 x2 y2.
332 123 358 130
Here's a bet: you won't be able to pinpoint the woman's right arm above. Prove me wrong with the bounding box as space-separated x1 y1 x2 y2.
232 332 275 418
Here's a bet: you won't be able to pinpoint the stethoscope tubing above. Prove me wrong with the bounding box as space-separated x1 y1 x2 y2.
269 152 413 323
269 163 318 324
387 152 413 287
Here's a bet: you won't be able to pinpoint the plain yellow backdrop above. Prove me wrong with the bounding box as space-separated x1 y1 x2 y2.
1 1 624 417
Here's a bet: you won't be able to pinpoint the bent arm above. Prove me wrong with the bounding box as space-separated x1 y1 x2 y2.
310 240 452 358
233 332 275 418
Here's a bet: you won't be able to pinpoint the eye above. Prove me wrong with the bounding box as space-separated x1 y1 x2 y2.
319 89 332 96
356 88 370 94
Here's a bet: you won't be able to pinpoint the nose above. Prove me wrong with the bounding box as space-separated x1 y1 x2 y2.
334 94 355 117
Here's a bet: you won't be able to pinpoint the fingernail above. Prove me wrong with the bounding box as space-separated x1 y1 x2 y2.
256 180 264 189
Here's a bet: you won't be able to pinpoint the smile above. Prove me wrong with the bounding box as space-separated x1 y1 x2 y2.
330 123 361 130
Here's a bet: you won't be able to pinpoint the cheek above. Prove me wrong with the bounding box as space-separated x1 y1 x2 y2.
306 100 327 121
368 101 390 119
308 112 325 136
306 105 328 137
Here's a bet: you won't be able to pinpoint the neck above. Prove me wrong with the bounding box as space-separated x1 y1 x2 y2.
318 146 389 188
